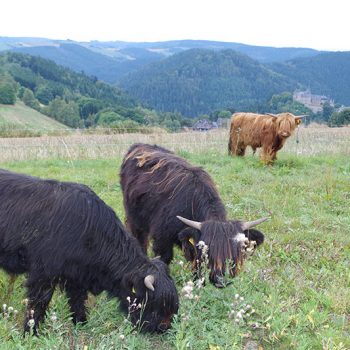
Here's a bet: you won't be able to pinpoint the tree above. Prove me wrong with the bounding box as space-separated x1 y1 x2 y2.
22 88 40 109
97 110 124 126
329 108 350 127
0 83 16 104
267 92 313 119
35 85 54 104
78 98 104 120
46 97 81 127
321 102 334 122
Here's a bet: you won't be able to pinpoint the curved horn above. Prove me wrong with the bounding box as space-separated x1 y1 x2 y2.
144 275 155 291
241 217 269 231
266 113 278 118
295 115 307 119
176 215 202 230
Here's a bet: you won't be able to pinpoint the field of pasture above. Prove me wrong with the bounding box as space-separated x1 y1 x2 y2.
0 126 349 350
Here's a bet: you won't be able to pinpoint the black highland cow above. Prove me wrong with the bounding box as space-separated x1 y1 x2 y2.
0 169 178 334
120 144 268 287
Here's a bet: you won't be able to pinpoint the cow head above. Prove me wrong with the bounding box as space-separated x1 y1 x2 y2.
120 259 179 332
268 113 306 138
176 215 268 287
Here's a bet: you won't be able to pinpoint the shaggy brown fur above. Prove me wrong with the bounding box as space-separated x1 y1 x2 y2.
228 112 303 164
120 144 266 287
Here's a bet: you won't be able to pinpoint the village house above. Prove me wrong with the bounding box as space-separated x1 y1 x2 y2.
293 89 334 113
192 119 218 131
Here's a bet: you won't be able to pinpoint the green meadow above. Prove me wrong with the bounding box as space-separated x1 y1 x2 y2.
0 102 67 137
0 143 349 349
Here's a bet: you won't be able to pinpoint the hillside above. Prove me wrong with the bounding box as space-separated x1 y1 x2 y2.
0 51 135 107
0 52 194 131
0 52 147 128
12 43 165 84
119 49 297 116
2 40 350 122
1 37 321 83
0 101 67 132
271 52 350 105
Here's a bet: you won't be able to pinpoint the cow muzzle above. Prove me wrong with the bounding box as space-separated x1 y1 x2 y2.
280 131 290 138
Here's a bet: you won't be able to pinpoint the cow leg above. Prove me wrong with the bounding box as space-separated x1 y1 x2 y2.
126 221 149 254
152 239 174 265
228 136 236 156
236 144 246 156
24 275 56 334
64 282 88 325
261 146 274 165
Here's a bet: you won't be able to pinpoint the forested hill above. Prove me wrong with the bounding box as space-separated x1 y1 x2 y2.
0 52 146 128
119 49 297 116
0 52 193 130
12 43 165 84
270 52 350 105
1 37 321 83
0 52 135 107
13 43 126 84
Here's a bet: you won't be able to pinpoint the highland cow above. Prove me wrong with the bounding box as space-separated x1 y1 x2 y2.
228 112 305 164
0 169 178 334
120 143 268 287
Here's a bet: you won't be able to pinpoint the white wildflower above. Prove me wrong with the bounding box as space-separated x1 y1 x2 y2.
27 319 35 328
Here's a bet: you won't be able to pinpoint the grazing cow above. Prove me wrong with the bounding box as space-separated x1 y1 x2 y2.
228 112 305 164
120 143 268 287
0 169 178 334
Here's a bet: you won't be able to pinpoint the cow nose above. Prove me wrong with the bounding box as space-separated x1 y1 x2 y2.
281 132 290 137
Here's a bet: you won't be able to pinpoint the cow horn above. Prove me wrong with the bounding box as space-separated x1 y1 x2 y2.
241 217 269 231
266 113 278 118
295 115 307 119
176 215 202 230
144 275 155 291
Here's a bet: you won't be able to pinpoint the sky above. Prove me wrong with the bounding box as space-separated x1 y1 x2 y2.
1 0 349 51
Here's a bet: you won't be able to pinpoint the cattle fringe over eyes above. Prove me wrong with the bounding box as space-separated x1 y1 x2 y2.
228 112 305 165
120 143 268 287
0 169 178 334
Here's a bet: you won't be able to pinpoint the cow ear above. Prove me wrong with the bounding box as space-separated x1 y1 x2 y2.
295 115 307 124
178 227 200 243
178 227 200 262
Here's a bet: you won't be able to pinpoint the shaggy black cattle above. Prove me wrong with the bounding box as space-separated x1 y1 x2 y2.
120 143 268 287
0 169 178 334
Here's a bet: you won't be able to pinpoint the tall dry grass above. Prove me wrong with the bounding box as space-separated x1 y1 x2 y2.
0 125 349 162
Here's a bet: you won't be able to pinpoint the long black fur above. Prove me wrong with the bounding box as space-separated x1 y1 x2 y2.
120 143 265 287
0 169 178 334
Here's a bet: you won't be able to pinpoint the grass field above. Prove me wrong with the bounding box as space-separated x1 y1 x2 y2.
0 128 349 349
0 102 67 136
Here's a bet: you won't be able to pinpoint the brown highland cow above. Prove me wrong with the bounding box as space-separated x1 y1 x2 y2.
228 112 305 164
